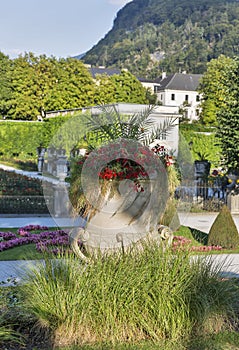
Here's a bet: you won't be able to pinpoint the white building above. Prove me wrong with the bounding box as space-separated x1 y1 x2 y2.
140 72 202 122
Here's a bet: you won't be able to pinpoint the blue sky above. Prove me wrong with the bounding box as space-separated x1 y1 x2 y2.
0 0 132 59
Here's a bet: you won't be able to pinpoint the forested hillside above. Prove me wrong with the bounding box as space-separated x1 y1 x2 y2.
82 0 239 78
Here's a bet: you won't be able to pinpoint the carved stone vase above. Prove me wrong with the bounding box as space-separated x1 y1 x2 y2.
70 178 172 259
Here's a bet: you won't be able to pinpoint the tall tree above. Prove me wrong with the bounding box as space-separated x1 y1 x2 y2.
215 57 239 172
198 55 236 125
7 54 96 120
0 52 12 117
49 58 95 110
7 53 39 120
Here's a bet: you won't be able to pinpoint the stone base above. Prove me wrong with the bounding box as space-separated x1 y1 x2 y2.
227 193 239 214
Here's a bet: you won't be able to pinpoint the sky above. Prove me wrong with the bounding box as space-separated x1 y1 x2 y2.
0 0 132 59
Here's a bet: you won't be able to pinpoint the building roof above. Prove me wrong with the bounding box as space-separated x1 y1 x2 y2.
154 73 202 91
89 67 121 78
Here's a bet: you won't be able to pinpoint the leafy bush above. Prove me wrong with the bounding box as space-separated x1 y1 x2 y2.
180 127 222 168
0 116 71 161
208 205 239 249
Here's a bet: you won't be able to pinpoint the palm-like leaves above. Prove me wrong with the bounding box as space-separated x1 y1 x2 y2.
84 104 177 147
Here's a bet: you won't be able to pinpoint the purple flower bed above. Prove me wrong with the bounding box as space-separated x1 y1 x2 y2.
0 224 75 254
0 231 17 240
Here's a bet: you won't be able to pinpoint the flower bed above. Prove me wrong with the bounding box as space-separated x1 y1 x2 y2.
0 225 73 255
173 235 222 252
0 169 53 214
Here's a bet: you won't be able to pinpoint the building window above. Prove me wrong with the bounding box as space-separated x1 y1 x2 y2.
185 94 189 101
171 93 175 101
160 94 163 100
196 95 200 102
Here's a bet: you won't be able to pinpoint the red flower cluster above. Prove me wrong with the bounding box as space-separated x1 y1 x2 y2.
151 144 174 167
98 159 148 181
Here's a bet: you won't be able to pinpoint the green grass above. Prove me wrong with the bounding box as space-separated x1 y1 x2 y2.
0 157 37 171
0 244 43 261
20 245 239 348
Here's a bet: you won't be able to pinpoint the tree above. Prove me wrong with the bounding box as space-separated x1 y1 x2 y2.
198 55 236 125
7 53 39 120
0 52 12 117
50 58 95 110
215 57 239 172
94 74 116 105
111 70 149 104
6 54 96 120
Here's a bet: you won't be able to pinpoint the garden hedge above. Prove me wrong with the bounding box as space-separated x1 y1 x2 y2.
0 115 72 160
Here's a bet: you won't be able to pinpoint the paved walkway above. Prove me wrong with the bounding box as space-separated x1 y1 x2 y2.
0 215 86 229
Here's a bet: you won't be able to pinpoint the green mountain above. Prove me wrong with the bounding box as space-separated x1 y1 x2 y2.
82 0 239 79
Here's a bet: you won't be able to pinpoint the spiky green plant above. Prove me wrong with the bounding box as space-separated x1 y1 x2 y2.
84 104 177 147
21 246 239 348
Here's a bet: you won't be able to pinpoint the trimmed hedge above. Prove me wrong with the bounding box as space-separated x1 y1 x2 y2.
208 205 239 249
0 115 72 160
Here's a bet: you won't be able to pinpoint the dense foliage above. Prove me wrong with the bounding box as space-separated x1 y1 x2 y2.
82 0 239 78
198 55 237 125
0 52 152 120
215 58 239 171
199 55 239 170
0 116 71 159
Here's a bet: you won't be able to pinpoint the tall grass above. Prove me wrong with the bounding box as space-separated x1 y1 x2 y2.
21 244 239 348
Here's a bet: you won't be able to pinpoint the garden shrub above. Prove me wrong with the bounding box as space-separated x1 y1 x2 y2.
208 205 239 249
0 115 71 161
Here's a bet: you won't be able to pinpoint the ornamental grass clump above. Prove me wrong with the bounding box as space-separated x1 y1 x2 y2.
21 244 239 348
208 205 239 249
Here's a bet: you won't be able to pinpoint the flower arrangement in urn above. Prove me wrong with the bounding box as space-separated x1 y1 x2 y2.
68 105 178 257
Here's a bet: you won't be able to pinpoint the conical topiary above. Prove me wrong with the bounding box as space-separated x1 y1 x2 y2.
208 205 239 249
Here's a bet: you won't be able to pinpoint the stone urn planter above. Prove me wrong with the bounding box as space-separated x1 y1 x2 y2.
69 177 173 260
